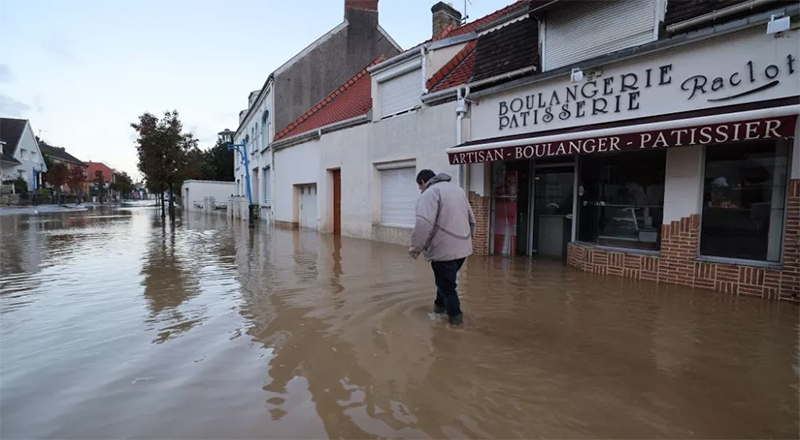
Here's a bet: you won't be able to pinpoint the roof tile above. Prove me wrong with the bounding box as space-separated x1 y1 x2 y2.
274 57 384 141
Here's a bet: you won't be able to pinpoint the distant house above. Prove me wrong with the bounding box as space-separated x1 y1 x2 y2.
85 161 117 201
39 142 89 194
0 118 48 192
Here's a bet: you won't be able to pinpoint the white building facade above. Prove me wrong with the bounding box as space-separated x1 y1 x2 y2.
445 0 800 299
233 82 275 223
182 180 236 213
0 118 47 192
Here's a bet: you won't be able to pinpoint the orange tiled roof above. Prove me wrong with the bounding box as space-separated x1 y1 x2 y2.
426 40 478 92
274 57 385 141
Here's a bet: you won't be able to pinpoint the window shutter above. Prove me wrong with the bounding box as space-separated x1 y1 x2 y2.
263 168 271 207
379 69 422 118
380 167 418 227
544 0 655 71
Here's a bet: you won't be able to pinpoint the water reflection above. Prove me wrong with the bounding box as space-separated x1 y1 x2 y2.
141 219 202 344
0 208 797 439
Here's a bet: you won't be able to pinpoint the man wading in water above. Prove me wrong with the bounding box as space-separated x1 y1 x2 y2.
409 169 476 326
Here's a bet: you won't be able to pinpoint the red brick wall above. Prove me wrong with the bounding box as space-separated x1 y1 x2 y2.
567 179 800 301
469 191 490 255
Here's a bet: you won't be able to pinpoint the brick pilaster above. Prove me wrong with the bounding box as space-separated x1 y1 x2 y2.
469 191 490 255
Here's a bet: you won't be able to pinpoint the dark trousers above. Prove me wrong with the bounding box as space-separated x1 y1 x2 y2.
431 258 466 317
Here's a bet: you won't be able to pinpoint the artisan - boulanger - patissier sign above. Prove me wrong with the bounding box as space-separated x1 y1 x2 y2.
467 26 799 143
448 115 798 164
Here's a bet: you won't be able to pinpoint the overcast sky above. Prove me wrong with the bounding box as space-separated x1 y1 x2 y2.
0 0 511 179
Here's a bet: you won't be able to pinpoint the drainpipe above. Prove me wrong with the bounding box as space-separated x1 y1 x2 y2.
420 46 428 94
455 85 471 189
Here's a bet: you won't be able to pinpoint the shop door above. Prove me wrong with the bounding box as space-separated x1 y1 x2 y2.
299 184 318 230
492 162 530 256
532 166 574 260
332 170 341 235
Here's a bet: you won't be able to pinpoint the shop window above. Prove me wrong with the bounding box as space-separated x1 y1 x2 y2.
700 141 789 263
578 150 666 251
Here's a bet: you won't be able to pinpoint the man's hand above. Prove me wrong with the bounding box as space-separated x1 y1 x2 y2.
408 247 419 260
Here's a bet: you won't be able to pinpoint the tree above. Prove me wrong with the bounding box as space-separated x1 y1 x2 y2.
131 110 197 218
182 147 216 180
43 162 69 204
44 162 69 190
206 140 234 181
66 167 87 200
93 170 106 202
110 171 136 199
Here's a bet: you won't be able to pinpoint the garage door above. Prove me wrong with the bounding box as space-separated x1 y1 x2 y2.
299 184 317 230
380 167 418 227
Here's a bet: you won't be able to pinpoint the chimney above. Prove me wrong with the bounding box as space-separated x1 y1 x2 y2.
431 2 462 38
345 0 378 21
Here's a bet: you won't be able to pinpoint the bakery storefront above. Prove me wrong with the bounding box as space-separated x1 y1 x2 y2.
451 25 800 299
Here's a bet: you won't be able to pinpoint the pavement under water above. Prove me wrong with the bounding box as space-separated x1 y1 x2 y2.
0 208 797 439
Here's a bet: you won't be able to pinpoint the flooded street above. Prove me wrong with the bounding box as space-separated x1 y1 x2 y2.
1 208 798 439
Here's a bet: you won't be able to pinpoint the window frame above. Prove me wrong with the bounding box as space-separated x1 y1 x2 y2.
696 139 792 266
375 159 417 229
575 150 667 252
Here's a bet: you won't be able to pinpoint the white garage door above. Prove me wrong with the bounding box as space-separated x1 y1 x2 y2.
299 184 317 230
380 167 418 228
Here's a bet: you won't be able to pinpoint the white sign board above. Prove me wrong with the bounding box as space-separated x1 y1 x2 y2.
470 27 800 141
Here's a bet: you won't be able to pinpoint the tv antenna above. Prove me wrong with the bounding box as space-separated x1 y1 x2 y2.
463 0 473 23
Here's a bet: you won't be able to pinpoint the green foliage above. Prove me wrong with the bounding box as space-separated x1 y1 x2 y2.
183 147 215 181
131 110 197 215
2 177 28 194
110 171 136 197
206 140 234 181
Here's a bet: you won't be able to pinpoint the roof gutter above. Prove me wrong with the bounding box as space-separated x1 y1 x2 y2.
667 0 774 34
368 49 422 74
422 65 538 104
528 0 561 15
268 114 370 152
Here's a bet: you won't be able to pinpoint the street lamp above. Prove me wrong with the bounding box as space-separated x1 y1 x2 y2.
218 128 256 228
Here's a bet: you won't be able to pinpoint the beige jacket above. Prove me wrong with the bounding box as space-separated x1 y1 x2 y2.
409 173 475 262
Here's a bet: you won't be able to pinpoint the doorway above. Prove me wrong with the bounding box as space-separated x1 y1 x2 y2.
331 170 341 235
298 184 317 230
491 161 530 256
531 166 574 260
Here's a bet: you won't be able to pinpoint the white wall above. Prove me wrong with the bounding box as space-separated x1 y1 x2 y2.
181 180 235 213
663 146 703 223
234 85 274 207
273 102 458 245
273 140 321 225
426 42 467 84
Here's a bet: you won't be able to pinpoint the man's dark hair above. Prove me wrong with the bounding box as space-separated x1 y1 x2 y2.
416 169 436 185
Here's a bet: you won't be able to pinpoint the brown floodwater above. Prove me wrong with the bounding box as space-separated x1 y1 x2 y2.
0 207 798 439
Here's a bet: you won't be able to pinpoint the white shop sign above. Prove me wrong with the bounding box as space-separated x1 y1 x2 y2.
470 27 800 140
